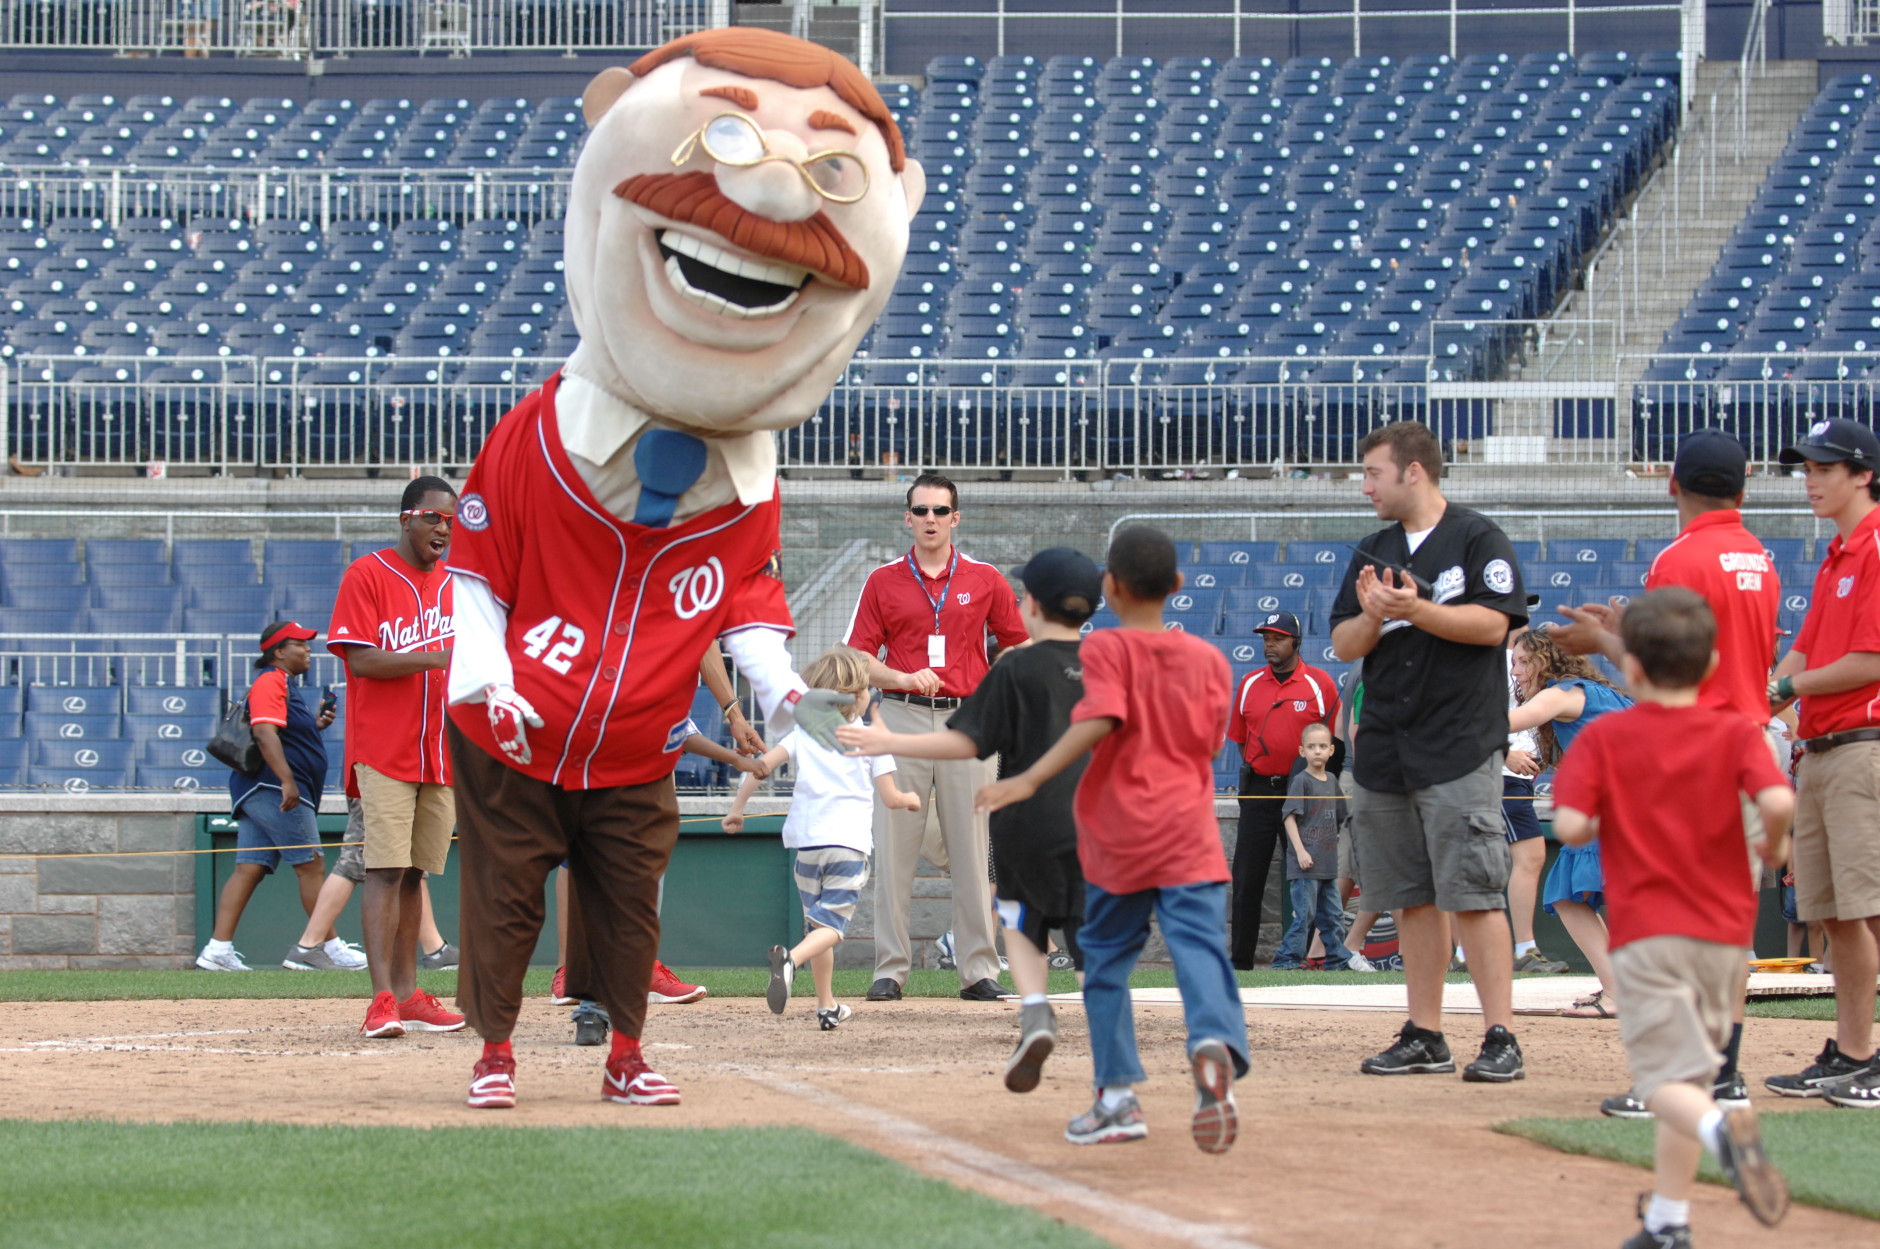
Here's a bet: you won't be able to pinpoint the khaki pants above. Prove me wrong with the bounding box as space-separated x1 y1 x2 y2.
873 696 1000 985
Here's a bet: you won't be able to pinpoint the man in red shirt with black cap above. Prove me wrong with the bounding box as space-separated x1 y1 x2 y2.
1225 610 1340 968
1765 418 1880 1107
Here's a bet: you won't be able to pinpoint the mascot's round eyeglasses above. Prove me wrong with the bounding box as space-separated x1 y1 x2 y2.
670 112 870 204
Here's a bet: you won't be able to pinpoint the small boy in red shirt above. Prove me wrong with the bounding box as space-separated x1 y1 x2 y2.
1551 587 1794 1245
979 525 1247 1154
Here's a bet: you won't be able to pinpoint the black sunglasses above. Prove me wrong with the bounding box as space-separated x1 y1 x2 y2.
907 505 955 517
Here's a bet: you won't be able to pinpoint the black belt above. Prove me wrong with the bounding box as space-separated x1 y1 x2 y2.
1240 767 1291 788
1801 727 1880 754
884 690 963 710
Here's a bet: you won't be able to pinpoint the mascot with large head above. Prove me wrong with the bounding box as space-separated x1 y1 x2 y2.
443 28 921 1111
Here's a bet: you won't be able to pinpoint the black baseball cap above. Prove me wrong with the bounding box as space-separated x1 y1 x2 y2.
1253 610 1301 638
1779 418 1880 472
1010 547 1102 619
1673 429 1748 497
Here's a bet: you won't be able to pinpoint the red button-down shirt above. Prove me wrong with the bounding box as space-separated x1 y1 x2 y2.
844 547 1028 698
1795 505 1880 738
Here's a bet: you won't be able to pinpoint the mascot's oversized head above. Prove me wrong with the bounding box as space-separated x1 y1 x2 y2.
566 28 924 434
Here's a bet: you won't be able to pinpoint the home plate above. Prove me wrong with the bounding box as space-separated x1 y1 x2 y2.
1050 973 1844 1015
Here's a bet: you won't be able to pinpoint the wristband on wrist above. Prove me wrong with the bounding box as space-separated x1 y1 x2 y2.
1774 675 1796 703
722 698 739 715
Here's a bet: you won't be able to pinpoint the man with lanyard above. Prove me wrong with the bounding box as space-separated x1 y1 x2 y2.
1763 419 1880 1108
1555 430 1783 1113
845 471 1029 1002
1330 420 1529 1083
1225 610 1340 968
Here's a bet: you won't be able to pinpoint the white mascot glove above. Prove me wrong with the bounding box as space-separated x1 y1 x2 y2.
486 683 545 767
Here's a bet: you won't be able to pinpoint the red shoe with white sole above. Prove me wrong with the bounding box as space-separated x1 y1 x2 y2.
603 1051 681 1106
550 965 576 1005
647 959 707 1004
399 989 467 1032
467 1055 517 1109
361 990 404 1039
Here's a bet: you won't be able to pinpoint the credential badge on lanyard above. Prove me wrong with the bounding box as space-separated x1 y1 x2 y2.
907 549 958 669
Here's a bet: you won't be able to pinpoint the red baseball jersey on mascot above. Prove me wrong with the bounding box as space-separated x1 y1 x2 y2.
328 550 455 794
447 371 793 789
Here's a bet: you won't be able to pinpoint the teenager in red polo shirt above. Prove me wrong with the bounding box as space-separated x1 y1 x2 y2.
1767 418 1880 1106
1224 609 1339 968
328 476 462 1040
844 470 1028 1001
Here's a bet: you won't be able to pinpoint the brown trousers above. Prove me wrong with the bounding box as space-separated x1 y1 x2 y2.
449 722 678 1043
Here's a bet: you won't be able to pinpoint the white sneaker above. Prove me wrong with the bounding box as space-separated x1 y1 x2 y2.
933 930 957 970
324 939 369 970
1344 952 1378 973
196 944 251 971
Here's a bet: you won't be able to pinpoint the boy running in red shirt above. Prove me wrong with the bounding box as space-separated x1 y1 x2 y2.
1551 587 1793 1245
979 526 1247 1154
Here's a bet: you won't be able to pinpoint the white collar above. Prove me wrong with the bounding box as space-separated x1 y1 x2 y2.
554 367 777 507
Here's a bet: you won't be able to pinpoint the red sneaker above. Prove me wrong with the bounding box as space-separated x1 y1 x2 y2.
398 989 467 1032
647 959 707 1004
361 990 404 1039
550 965 576 1005
602 1051 681 1106
467 1054 516 1109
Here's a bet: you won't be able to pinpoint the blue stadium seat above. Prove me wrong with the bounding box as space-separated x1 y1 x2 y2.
25 711 122 740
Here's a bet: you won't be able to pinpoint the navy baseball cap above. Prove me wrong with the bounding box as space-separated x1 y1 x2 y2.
1779 418 1880 472
1253 610 1301 638
1010 546 1102 618
1673 429 1748 497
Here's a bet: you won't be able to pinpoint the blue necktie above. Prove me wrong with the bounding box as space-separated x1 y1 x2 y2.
631 428 708 528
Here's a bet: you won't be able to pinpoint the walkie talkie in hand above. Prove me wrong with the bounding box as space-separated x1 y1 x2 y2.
1344 545 1433 597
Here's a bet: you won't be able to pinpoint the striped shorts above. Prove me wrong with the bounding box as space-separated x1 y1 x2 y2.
793 846 870 937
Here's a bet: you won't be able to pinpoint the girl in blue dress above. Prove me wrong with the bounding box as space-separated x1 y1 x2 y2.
1509 627 1633 1019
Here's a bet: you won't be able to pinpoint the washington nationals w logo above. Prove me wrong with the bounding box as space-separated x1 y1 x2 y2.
669 557 726 620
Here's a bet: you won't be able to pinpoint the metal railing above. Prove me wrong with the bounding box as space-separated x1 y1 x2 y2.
883 0 1685 62
0 634 245 688
0 0 720 56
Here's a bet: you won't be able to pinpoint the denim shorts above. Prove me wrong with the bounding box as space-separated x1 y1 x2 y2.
235 788 322 873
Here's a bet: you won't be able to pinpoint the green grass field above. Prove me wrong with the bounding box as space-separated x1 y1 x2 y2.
0 1120 1108 1249
0 965 1411 1002
1498 1113 1880 1221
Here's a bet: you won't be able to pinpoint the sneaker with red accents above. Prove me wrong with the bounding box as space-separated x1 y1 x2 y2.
602 1051 682 1106
647 960 707 1004
467 1054 517 1109
361 990 405 1039
550 965 576 1006
399 989 467 1032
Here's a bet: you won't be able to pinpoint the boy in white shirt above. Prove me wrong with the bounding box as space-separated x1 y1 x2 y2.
724 647 921 1029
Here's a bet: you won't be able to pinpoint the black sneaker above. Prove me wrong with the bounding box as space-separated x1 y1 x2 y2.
1360 1021 1455 1075
1714 1107 1790 1226
1621 1219 1693 1248
960 978 1017 1002
1601 1090 1653 1120
1823 1061 1880 1109
765 945 793 1016
1712 1070 1751 1111
1004 1001 1057 1094
571 1003 609 1047
1462 1025 1525 1083
865 977 903 1002
1765 1037 1870 1097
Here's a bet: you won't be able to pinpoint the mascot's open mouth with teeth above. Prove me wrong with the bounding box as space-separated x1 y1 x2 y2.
616 169 871 321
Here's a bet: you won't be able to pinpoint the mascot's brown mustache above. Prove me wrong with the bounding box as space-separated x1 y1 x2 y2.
616 171 871 291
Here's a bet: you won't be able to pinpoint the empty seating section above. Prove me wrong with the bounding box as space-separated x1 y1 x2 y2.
0 61 1672 468
1637 72 1880 460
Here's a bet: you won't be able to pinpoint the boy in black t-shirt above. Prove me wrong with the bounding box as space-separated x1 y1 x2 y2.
839 546 1099 1095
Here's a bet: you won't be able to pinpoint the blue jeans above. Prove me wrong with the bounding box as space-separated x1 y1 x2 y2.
234 789 320 873
1271 877 1355 969
1081 881 1249 1089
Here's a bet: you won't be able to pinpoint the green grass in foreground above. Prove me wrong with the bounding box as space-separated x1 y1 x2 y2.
1744 994 1880 1022
1498 1112 1880 1221
0 965 1411 1002
0 1120 1107 1249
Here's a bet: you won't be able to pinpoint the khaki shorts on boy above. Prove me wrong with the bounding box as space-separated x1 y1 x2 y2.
356 762 455 874
1612 935 1748 1100
1791 741 1880 923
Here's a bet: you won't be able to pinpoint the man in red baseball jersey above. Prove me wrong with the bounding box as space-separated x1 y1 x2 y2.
443 28 924 1112
844 471 1029 1001
1225 610 1340 969
328 476 464 1040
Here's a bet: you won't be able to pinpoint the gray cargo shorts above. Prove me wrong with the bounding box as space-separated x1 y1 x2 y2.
1347 752 1510 913
332 796 366 885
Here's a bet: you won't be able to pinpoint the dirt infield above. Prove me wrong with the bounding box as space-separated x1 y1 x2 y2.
1 993 1869 1249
